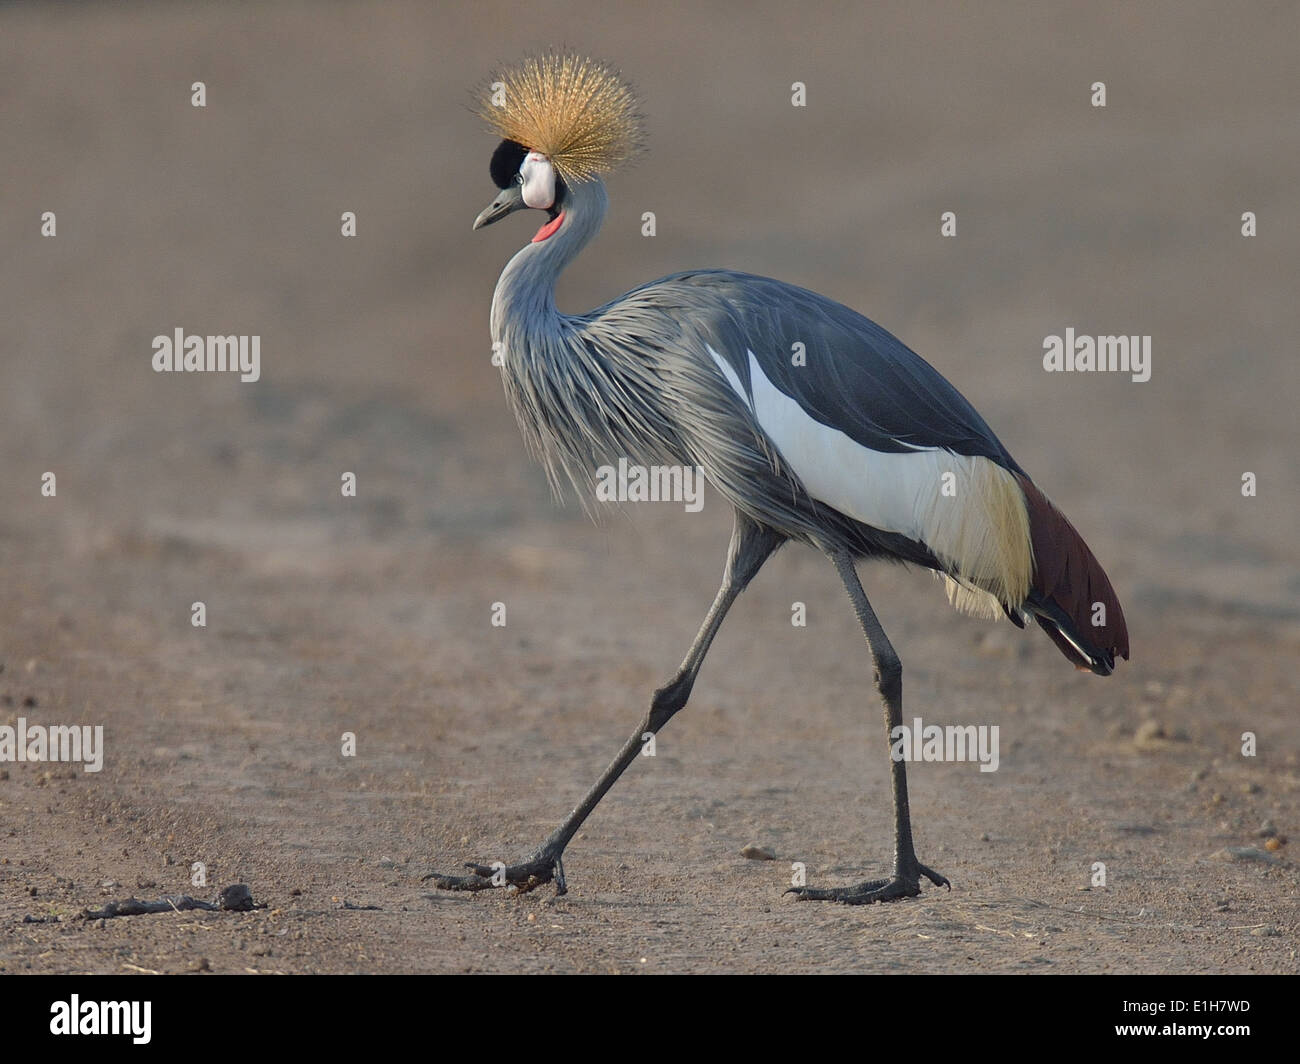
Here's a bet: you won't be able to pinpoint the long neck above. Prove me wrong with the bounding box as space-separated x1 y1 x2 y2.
487 178 642 505
490 179 608 344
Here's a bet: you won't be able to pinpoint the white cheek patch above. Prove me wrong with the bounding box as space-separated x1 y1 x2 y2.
520 151 556 209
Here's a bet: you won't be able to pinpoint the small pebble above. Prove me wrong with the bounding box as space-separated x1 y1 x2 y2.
1134 720 1166 745
740 843 775 861
1250 926 1281 937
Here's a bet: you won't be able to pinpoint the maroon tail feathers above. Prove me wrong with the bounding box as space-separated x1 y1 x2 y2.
1015 474 1130 676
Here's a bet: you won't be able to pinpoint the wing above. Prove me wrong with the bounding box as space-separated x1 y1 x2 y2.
627 269 1026 472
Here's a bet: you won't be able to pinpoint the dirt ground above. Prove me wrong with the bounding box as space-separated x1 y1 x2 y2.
2 1 1297 974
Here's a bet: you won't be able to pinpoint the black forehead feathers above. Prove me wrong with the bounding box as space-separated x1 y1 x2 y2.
489 139 528 189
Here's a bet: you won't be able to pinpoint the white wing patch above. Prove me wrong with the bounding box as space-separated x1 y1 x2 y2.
706 344 1033 613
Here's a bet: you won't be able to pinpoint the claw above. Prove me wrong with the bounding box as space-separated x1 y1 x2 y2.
918 863 951 891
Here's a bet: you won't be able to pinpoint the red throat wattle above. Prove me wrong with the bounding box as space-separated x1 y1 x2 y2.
532 213 564 243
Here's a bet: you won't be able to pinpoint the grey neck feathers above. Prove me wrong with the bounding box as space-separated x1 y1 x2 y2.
482 176 791 531
487 178 692 507
489 179 608 344
488 178 634 504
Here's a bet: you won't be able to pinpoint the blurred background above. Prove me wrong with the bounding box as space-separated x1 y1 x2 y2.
1 1 1296 973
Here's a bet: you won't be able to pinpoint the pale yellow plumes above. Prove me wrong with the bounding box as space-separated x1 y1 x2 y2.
921 456 1034 618
479 53 644 183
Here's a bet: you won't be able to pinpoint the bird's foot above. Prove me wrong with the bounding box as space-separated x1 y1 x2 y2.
422 847 567 896
786 860 949 905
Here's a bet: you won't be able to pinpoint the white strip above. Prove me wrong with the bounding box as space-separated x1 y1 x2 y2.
707 344 748 409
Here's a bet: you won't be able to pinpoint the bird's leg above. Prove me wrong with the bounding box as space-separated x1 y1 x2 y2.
426 513 783 896
788 550 951 905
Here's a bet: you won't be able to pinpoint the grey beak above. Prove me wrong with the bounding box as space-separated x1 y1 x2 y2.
473 184 527 230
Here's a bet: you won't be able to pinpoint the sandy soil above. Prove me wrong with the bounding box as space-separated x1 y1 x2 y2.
1 1 1297 974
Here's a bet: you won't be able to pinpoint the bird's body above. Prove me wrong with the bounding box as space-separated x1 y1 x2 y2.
491 181 1125 672
431 53 1129 903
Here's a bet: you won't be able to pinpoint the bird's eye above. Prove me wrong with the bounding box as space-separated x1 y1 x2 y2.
514 173 525 186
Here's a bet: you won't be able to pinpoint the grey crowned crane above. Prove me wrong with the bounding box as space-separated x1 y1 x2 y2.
428 53 1129 904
